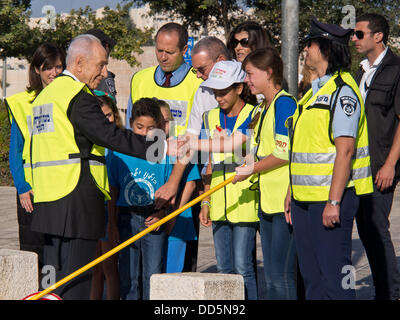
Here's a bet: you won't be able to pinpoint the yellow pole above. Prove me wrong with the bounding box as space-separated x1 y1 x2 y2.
28 175 235 300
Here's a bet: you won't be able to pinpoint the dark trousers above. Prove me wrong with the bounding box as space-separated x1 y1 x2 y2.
291 188 358 300
355 184 400 300
43 234 97 300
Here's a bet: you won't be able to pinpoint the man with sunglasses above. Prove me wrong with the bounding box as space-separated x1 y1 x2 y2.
352 13 400 300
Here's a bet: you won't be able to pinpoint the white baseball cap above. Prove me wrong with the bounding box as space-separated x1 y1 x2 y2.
200 60 246 90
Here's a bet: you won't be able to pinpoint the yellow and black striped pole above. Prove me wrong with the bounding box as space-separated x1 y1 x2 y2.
27 175 235 300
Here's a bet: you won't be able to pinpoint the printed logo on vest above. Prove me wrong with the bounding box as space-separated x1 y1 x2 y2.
32 103 55 135
340 96 357 116
164 99 188 127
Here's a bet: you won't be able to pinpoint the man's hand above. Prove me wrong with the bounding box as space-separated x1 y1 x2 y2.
19 190 34 213
155 180 179 209
167 136 187 157
375 163 395 191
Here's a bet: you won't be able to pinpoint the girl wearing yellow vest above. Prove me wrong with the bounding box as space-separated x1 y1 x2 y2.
5 43 64 270
190 60 258 300
233 48 298 300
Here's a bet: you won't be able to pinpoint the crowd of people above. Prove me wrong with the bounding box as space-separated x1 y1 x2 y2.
5 12 400 301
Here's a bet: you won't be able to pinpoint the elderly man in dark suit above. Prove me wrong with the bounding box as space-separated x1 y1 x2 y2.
30 34 167 299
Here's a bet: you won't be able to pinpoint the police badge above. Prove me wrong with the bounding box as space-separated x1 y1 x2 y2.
340 96 357 116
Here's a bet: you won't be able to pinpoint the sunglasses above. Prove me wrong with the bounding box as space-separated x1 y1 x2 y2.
352 30 376 40
232 38 250 48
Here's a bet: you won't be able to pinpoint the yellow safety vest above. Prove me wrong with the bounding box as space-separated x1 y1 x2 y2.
30 75 110 203
288 71 373 202
251 90 297 214
202 104 258 223
5 90 37 187
130 66 202 136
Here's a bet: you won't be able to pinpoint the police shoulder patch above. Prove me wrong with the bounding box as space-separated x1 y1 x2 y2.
339 96 357 117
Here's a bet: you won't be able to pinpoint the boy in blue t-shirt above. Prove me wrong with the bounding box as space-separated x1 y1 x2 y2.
158 100 201 273
107 98 172 300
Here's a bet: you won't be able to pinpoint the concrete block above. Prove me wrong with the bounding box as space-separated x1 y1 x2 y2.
0 249 38 300
150 272 244 300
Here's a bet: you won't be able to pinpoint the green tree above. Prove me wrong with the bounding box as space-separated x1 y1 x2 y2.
0 2 34 59
246 0 400 75
30 2 153 67
133 0 245 39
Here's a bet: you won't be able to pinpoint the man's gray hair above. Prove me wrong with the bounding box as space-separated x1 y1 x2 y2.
66 34 102 66
191 36 231 61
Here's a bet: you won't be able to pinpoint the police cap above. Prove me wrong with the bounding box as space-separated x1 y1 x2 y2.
304 16 353 45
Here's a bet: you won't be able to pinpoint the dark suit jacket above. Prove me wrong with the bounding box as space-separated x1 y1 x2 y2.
355 48 400 180
31 84 164 240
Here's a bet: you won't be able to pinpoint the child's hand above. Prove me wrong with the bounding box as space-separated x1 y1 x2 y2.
145 210 165 231
199 204 212 227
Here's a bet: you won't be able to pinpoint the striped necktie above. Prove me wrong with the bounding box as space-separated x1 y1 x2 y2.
162 72 172 87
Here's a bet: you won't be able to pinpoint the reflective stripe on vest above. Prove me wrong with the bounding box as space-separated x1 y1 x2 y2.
291 145 369 164
130 66 202 136
31 76 110 203
289 72 373 202
203 104 258 223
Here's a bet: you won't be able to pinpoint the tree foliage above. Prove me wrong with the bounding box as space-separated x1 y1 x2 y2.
0 1 153 66
133 0 245 39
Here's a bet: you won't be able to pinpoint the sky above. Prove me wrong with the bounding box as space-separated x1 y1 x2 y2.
30 0 127 17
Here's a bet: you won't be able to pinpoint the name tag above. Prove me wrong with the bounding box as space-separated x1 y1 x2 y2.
312 94 331 106
32 103 55 135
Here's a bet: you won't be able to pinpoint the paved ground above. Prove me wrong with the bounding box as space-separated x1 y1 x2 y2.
1 186 400 300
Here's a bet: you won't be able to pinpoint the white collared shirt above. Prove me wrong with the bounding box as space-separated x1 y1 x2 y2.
62 69 80 82
359 47 388 101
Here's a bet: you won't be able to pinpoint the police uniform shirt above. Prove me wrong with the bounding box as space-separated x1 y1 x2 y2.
311 74 361 139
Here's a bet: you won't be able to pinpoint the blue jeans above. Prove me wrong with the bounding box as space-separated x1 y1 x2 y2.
212 221 258 300
258 209 297 300
118 212 166 300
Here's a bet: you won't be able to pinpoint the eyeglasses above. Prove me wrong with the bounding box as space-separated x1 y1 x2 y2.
352 30 376 40
232 38 250 48
192 62 213 76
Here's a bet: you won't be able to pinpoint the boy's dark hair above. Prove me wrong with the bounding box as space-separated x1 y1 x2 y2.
357 13 389 45
312 37 351 74
131 97 164 129
155 22 188 51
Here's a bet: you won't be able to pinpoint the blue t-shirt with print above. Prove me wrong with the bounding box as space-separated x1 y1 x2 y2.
107 151 173 207
168 162 201 241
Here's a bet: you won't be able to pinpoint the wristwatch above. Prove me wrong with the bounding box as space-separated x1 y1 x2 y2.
327 199 340 206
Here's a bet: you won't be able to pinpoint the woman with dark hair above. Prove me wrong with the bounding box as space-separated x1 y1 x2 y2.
5 43 65 271
284 17 373 300
233 47 298 300
226 21 272 63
